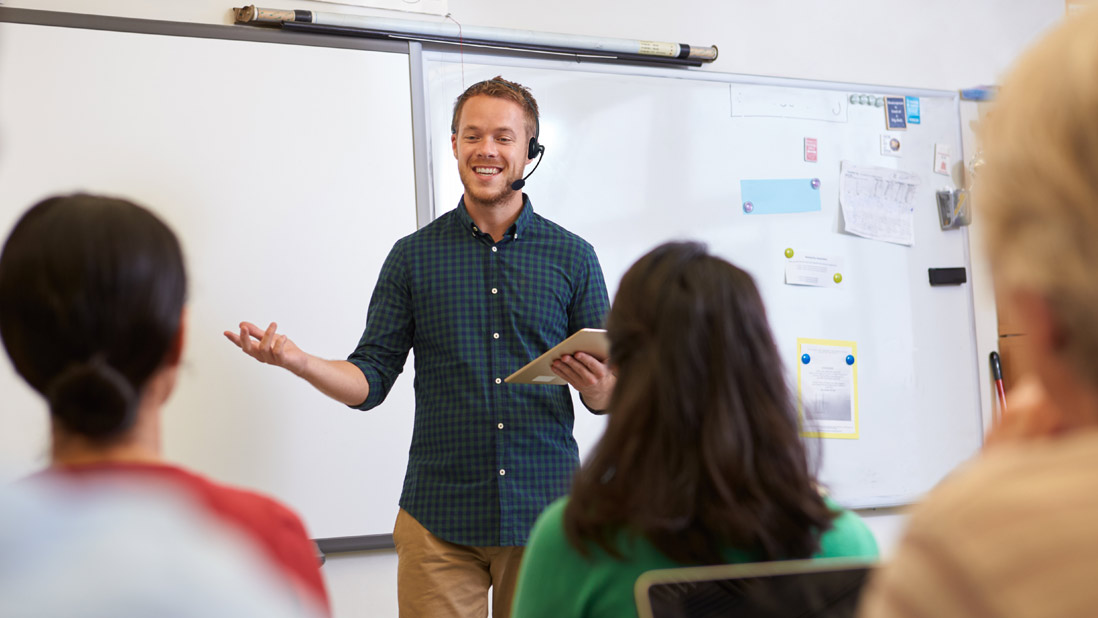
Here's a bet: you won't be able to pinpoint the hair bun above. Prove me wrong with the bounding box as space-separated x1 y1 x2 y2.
46 356 138 439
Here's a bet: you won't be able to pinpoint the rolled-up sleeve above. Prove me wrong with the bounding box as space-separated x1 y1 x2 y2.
347 240 414 410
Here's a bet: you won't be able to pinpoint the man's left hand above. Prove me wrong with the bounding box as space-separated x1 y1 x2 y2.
551 352 615 412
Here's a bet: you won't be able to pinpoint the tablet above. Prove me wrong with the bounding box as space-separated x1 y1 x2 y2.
505 328 609 385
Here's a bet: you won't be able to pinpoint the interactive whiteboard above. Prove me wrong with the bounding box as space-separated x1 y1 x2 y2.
421 52 984 509
0 20 418 539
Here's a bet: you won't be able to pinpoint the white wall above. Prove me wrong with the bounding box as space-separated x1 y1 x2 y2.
1 1 1064 616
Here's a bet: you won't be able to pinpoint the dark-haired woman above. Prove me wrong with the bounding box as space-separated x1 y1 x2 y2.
0 194 329 615
511 242 877 617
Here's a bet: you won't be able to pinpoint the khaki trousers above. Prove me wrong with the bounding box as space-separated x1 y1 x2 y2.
393 508 525 618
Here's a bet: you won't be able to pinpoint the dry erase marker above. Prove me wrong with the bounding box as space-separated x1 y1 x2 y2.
989 351 1007 421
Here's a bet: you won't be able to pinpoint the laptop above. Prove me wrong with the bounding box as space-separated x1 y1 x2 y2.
635 558 876 618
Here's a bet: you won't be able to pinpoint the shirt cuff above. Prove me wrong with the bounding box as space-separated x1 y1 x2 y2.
579 393 608 415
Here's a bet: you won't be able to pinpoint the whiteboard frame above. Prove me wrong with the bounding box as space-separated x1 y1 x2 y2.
418 48 987 511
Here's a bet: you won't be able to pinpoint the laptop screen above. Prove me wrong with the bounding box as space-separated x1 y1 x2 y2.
635 558 875 618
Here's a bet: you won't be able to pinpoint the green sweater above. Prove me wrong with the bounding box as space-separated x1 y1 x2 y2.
511 496 878 618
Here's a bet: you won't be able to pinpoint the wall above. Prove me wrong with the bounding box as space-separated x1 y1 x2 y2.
1 1 1064 616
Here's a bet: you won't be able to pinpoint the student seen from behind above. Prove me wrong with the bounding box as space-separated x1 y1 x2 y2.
858 7 1098 617
0 194 329 616
511 241 878 618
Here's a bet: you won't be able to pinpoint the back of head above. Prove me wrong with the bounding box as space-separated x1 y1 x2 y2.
979 7 1098 386
0 194 186 442
566 242 832 564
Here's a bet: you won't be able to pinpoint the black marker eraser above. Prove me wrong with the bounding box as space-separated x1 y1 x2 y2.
928 267 967 286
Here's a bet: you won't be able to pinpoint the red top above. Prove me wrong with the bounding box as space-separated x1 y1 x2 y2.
46 461 330 615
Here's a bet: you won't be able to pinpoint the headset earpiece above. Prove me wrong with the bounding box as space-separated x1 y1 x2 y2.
528 135 543 161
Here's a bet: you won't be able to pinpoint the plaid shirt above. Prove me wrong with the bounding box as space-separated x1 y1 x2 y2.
348 196 610 547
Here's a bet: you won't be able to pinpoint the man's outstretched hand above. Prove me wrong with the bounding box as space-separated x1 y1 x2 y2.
224 321 308 376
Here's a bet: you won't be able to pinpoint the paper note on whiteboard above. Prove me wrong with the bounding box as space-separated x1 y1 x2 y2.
839 162 920 246
785 252 843 287
730 85 848 123
741 178 822 215
797 338 859 439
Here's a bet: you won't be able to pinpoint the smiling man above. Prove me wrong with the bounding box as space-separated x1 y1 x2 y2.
226 76 614 617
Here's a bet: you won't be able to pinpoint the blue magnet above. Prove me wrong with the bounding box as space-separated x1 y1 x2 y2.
810 178 821 189
801 353 811 364
743 201 754 213
846 354 855 365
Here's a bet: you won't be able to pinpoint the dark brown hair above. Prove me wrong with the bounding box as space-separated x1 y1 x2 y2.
0 194 186 441
564 242 836 564
450 75 539 140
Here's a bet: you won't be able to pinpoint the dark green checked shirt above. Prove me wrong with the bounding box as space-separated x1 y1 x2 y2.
347 196 610 547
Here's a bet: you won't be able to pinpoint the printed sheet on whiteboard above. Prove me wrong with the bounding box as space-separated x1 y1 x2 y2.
505 329 609 386
839 162 921 246
797 338 859 439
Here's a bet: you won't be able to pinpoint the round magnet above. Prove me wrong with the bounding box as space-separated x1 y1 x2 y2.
743 201 754 213
833 273 843 284
858 94 869 105
784 248 794 259
849 94 858 104
810 178 821 189
801 353 811 364
874 97 884 107
846 354 855 366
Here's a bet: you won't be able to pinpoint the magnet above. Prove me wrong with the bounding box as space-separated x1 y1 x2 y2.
833 273 843 283
801 354 811 364
846 354 855 365
785 248 794 258
810 178 821 189
743 201 754 213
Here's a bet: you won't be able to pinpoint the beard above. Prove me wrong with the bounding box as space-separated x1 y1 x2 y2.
458 165 518 209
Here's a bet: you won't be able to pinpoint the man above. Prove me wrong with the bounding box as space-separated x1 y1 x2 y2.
857 7 1098 617
226 76 614 617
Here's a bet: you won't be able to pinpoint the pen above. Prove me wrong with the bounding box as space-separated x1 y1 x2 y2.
989 351 1007 423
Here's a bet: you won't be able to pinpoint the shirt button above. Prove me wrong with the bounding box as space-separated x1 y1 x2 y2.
491 288 498 294
495 378 501 384
493 333 499 339
498 423 504 429
499 469 506 476
491 246 498 253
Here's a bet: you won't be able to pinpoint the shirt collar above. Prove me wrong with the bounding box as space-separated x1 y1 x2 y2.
456 195 534 240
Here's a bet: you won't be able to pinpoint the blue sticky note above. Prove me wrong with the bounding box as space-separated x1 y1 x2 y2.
905 95 921 125
885 96 907 130
740 178 822 215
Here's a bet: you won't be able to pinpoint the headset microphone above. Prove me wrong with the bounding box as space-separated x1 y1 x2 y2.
511 144 545 192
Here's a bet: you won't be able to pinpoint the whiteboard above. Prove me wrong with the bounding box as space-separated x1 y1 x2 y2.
422 52 985 509
0 22 419 539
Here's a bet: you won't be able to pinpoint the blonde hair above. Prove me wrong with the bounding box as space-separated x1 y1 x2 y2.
979 7 1098 384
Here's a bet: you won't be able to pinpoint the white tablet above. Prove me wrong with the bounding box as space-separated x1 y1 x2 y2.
505 328 609 385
